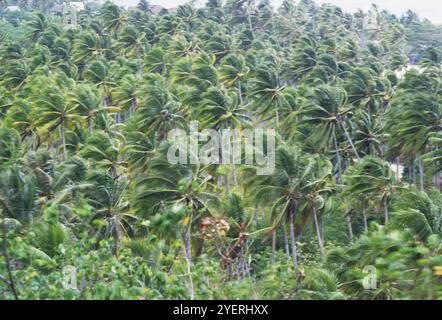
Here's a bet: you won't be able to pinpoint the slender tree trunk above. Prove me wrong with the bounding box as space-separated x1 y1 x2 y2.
409 157 416 185
1 204 19 300
383 197 389 223
435 171 441 192
313 206 325 259
418 152 424 191
231 128 239 190
289 202 298 268
271 229 276 265
282 224 290 260
332 127 342 183
362 208 368 232
237 80 244 105
345 210 353 241
435 146 441 191
182 224 194 299
341 121 360 160
58 125 67 161
246 0 254 38
111 215 121 256
254 207 259 229
396 157 400 182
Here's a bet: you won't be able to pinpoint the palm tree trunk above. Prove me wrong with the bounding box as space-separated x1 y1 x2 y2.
58 125 67 161
246 0 254 38
435 146 441 191
111 218 121 256
254 207 259 228
396 157 400 182
282 224 290 260
289 202 298 268
271 229 276 265
313 206 325 259
362 208 368 232
182 224 194 299
1 203 19 300
237 80 244 105
409 157 416 185
383 197 389 223
231 128 239 190
435 171 441 191
345 210 353 241
341 121 360 160
418 152 425 191
332 127 342 183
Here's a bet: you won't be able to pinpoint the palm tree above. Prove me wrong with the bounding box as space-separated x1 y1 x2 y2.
352 110 385 157
343 156 397 223
218 54 249 104
134 143 219 299
132 74 185 143
87 170 135 256
69 84 102 133
250 61 295 127
390 188 441 241
387 92 442 191
300 85 360 182
117 25 147 75
79 130 124 178
0 165 36 300
26 13 48 42
197 87 251 190
101 2 127 37
30 80 82 160
252 145 316 268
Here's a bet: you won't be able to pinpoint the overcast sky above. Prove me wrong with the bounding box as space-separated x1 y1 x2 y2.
113 0 442 24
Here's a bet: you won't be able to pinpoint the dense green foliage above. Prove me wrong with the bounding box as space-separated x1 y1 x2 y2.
0 0 441 300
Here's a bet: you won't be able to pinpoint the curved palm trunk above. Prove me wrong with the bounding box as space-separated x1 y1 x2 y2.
313 206 325 259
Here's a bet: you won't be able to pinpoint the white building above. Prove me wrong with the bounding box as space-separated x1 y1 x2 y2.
5 6 21 12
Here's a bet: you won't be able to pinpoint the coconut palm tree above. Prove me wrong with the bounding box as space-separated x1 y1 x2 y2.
251 145 317 268
86 170 136 256
343 156 397 223
300 85 360 182
134 143 219 298
390 188 441 241
30 80 82 160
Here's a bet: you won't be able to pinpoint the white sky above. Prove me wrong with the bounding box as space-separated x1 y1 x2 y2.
113 0 442 24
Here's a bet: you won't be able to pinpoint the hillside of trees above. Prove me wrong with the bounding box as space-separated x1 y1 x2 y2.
0 0 441 300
